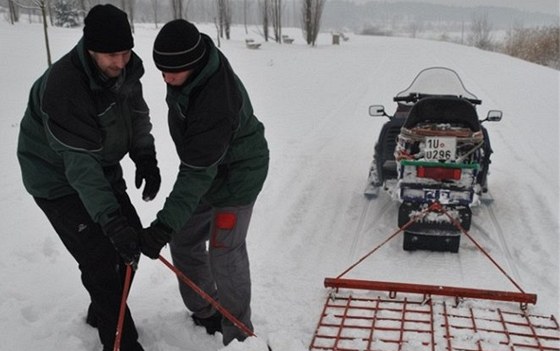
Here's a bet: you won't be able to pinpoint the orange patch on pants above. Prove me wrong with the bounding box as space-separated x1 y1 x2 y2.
215 212 236 230
211 212 237 248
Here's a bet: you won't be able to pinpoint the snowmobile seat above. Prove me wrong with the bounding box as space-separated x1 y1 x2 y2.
403 96 481 132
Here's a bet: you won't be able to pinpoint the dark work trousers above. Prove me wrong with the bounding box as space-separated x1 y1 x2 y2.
169 201 255 345
34 191 143 351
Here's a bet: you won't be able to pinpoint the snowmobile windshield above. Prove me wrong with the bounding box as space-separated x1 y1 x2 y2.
396 67 478 101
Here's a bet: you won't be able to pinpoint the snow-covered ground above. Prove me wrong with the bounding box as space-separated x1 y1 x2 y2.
0 21 558 351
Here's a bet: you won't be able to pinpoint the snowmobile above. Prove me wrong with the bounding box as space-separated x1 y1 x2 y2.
364 67 502 252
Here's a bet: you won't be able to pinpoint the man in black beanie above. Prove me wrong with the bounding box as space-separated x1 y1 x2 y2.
17 4 159 351
140 19 270 347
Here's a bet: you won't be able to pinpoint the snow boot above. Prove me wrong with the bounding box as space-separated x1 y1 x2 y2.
191 311 223 335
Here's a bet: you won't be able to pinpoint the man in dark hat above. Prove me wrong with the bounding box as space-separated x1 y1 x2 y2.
139 19 269 346
17 4 159 350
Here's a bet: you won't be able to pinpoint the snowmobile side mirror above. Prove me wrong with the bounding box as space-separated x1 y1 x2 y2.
369 105 387 117
484 110 502 122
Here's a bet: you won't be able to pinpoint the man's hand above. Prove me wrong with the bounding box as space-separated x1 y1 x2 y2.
139 222 173 259
135 157 161 201
103 216 140 269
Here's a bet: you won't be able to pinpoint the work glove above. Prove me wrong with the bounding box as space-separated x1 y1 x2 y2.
103 215 141 270
135 156 161 201
139 221 173 259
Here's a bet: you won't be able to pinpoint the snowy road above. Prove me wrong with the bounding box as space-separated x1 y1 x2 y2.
1 22 558 350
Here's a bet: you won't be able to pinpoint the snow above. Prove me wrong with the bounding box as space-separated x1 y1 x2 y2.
1 21 558 351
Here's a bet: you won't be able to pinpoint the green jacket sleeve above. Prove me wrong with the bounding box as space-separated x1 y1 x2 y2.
129 81 156 163
156 164 218 232
61 150 120 226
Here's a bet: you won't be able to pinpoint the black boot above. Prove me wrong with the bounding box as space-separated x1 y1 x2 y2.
191 311 223 335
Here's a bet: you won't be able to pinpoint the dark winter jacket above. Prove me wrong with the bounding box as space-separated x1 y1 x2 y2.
156 34 269 232
17 39 156 226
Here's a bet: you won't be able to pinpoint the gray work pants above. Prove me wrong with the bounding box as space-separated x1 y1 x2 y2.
169 201 255 345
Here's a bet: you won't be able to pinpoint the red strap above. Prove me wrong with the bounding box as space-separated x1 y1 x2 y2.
113 264 132 351
158 255 255 338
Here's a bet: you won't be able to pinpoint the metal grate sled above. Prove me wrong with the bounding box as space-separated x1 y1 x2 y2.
309 202 560 351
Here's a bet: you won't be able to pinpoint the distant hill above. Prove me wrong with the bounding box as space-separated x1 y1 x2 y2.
320 0 559 32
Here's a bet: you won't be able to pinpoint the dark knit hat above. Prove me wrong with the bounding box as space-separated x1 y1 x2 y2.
83 4 133 53
153 19 207 72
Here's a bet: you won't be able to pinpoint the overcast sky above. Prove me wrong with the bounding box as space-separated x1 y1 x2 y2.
357 0 560 16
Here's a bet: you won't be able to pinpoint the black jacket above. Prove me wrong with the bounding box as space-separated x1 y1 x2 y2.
155 35 269 232
17 39 156 226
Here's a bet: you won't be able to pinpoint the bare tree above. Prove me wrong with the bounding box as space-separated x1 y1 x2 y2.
301 0 325 46
8 0 20 24
243 0 248 34
40 0 51 66
216 0 223 37
171 0 182 19
302 0 311 44
47 0 54 26
270 0 282 43
213 16 221 47
17 0 52 65
170 0 193 20
224 0 232 39
121 0 135 32
216 0 231 39
259 0 270 41
469 12 493 50
502 21 525 58
151 0 159 28
408 19 424 39
23 0 53 66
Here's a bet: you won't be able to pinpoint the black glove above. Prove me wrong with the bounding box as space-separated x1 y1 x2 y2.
139 222 173 259
135 156 161 201
103 216 140 269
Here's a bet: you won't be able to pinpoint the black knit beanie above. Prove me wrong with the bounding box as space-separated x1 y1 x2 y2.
83 4 133 53
153 19 207 72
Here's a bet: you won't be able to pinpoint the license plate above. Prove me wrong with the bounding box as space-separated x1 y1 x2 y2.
424 189 451 202
424 136 456 161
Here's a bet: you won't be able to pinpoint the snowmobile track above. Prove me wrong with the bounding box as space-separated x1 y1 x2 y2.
481 194 522 282
348 195 395 261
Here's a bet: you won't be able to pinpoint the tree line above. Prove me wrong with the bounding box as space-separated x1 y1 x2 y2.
359 12 559 71
5 0 327 44
5 0 328 67
5 0 557 70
